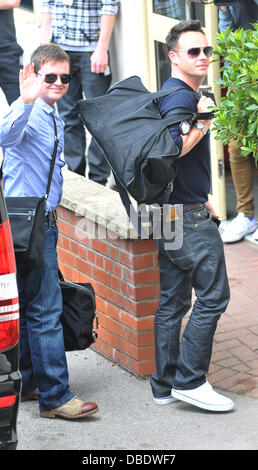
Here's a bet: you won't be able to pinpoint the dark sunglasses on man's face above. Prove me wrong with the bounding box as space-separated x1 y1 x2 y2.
173 46 213 58
38 73 72 84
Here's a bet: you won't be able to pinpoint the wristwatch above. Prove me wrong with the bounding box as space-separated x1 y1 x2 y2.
179 120 191 135
194 121 207 136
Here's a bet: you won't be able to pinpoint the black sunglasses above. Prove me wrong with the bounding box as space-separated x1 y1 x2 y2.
173 46 213 58
38 73 72 84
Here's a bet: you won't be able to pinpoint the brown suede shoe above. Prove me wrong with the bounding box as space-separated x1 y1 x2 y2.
40 396 99 419
21 389 38 402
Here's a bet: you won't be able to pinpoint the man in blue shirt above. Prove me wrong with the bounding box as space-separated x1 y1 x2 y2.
150 20 234 412
0 43 99 420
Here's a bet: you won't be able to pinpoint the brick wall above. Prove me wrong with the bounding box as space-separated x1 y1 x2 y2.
57 205 160 377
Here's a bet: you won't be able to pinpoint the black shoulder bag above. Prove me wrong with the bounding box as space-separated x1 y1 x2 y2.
3 114 59 272
59 269 98 351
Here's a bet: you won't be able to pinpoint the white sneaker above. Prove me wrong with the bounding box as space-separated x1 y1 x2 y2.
153 395 177 405
252 228 258 241
172 381 234 412
221 212 257 243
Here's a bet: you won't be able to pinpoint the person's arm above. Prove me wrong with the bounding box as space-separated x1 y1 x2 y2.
218 6 234 32
179 95 214 157
40 12 52 44
0 64 43 147
90 13 116 74
0 0 20 9
40 1 53 44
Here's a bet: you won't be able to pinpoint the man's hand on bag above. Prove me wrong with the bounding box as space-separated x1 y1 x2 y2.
197 95 215 114
20 64 43 105
196 95 215 133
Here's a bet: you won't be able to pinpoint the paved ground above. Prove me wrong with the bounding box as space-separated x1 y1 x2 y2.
17 348 258 452
16 238 258 451
207 237 258 399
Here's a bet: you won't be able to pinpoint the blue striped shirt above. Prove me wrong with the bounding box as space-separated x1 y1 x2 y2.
0 97 65 213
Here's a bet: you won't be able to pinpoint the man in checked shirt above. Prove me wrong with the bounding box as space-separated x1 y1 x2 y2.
40 0 118 182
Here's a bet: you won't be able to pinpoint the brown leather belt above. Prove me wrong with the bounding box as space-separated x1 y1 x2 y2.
183 203 203 213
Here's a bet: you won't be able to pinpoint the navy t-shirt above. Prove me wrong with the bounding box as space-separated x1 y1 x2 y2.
158 77 211 205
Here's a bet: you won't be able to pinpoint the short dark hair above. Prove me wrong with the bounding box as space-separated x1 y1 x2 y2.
166 20 205 51
30 43 70 74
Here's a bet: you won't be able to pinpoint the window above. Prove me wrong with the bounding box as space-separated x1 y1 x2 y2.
153 0 186 20
20 0 33 11
152 0 205 26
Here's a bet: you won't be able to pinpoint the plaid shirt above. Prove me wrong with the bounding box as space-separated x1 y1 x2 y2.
41 0 118 49
153 0 184 19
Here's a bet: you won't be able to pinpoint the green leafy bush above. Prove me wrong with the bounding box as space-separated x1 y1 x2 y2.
212 24 258 164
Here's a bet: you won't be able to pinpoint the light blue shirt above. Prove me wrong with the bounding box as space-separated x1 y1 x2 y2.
0 97 66 213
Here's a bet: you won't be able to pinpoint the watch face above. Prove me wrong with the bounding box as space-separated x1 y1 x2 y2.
179 121 191 135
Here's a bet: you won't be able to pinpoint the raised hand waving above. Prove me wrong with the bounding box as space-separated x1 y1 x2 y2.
20 63 43 104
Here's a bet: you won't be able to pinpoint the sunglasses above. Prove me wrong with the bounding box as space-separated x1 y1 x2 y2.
38 73 72 84
173 46 213 58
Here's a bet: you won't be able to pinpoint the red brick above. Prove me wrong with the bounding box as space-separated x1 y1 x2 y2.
118 250 155 269
105 303 120 321
92 266 109 285
105 286 115 303
124 239 157 254
125 268 160 285
135 360 156 376
76 257 93 277
107 245 118 260
114 292 127 310
91 238 109 256
110 274 120 291
104 258 113 273
58 220 74 238
126 330 155 347
128 299 159 316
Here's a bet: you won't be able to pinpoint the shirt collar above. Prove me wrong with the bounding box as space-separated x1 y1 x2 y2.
35 97 57 115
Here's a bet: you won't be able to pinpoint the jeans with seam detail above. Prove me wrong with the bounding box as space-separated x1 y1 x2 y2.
150 205 230 397
57 50 112 181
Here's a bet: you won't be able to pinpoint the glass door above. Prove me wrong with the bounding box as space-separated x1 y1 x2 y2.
146 0 227 219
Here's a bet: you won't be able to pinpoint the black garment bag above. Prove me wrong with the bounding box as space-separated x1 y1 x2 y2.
78 75 214 238
78 75 213 206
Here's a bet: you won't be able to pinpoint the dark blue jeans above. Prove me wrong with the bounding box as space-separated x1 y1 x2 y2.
18 222 74 412
57 51 112 181
150 205 230 397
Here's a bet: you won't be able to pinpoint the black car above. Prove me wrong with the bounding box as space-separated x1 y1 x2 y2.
0 184 21 450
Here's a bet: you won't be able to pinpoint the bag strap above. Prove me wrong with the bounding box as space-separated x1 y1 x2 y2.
113 174 153 240
151 85 194 101
58 269 65 282
162 108 214 127
45 113 59 200
151 87 214 126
